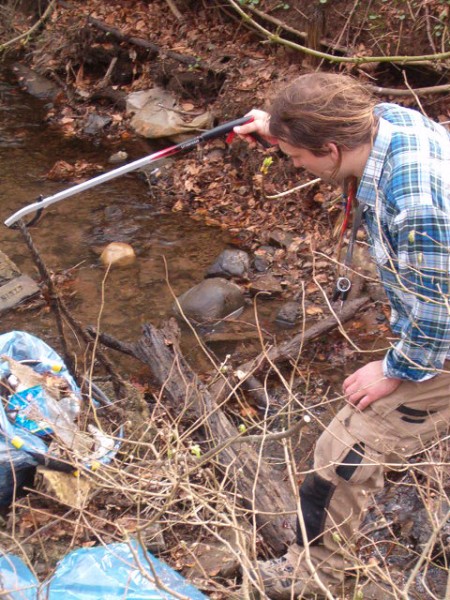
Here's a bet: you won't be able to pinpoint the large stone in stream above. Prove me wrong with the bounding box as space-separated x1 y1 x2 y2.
0 250 39 314
12 64 60 101
174 278 245 324
205 249 250 279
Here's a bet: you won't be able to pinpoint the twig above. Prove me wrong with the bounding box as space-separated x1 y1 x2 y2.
96 56 118 90
265 178 321 199
226 0 450 65
424 4 438 56
402 71 426 116
164 0 184 22
195 415 311 467
401 507 450 598
0 0 57 52
332 0 360 53
16 220 72 372
367 82 450 97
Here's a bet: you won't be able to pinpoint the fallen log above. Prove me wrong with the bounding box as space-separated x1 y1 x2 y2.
258 295 370 366
211 295 371 410
91 320 298 553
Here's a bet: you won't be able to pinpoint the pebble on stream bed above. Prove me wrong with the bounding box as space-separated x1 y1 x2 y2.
100 242 136 268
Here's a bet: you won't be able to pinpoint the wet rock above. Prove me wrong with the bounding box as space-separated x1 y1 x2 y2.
126 87 212 140
91 223 140 244
174 278 245 324
83 113 112 135
0 251 21 285
253 255 270 273
253 246 274 273
248 274 283 297
108 151 128 164
356 580 396 599
416 564 449 599
0 250 39 314
12 64 60 101
140 524 166 554
409 499 450 553
267 229 295 250
276 301 301 326
100 242 136 267
205 249 250 279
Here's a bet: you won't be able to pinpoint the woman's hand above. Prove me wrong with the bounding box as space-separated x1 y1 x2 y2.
233 109 278 147
343 360 402 410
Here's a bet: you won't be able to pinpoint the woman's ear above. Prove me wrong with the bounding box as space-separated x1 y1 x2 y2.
323 142 340 160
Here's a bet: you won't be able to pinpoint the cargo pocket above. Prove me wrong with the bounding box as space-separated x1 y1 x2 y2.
335 442 365 481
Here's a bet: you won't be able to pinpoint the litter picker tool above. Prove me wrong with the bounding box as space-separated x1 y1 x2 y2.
5 115 267 228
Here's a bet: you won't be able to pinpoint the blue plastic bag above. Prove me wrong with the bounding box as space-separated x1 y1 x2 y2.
0 331 78 391
45 541 209 599
0 542 209 599
0 553 38 600
0 331 80 505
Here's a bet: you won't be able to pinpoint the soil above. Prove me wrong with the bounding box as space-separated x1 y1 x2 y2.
1 1 450 598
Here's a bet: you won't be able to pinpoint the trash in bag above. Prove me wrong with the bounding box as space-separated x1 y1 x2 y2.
0 541 209 599
0 331 122 506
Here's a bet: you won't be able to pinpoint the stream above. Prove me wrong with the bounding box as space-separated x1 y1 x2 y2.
0 70 242 370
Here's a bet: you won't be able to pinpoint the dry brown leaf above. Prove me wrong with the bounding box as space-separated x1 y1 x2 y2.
172 200 184 212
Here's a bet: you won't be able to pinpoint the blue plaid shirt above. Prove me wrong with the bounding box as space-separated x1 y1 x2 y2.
357 103 450 381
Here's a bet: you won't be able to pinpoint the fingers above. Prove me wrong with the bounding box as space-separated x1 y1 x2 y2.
343 375 401 411
342 374 358 401
342 361 382 408
344 385 365 407
233 109 272 139
355 395 372 411
342 375 372 408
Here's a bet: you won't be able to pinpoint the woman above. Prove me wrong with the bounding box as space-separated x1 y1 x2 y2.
235 72 450 598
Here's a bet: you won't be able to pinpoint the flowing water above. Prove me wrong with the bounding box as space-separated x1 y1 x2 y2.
0 70 233 366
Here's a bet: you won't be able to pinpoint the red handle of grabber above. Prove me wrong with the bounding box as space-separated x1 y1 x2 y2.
225 116 272 148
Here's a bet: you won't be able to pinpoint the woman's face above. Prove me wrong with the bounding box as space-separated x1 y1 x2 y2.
278 140 341 184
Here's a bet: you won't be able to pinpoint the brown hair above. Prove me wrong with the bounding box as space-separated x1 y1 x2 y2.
268 72 378 156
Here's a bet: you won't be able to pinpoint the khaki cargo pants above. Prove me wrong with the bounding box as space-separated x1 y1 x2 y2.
296 370 450 589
